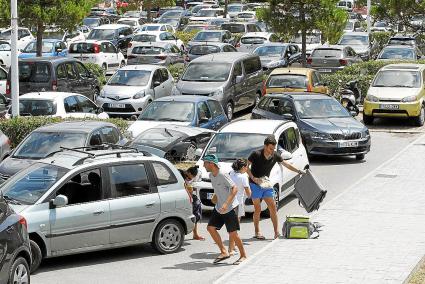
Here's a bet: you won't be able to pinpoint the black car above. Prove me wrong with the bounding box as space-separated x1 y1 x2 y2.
252 93 371 160
0 121 127 180
7 57 101 101
129 124 215 161
0 194 31 284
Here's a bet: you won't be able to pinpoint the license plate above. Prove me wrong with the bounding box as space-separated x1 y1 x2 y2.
109 103 126 108
206 193 214 200
319 69 332 73
339 141 359 148
380 104 399 110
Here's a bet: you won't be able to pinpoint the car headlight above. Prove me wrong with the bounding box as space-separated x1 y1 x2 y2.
172 86 181 96
361 129 370 138
401 95 417 103
365 94 379 102
210 88 224 98
306 130 332 140
133 91 145 99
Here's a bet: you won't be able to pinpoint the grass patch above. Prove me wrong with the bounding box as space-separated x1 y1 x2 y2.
409 259 425 284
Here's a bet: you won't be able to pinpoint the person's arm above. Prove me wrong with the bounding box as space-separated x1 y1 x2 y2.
280 159 305 174
244 186 251 198
219 185 238 213
243 175 251 197
247 160 261 184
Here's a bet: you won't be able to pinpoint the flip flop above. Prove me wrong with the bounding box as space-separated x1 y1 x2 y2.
233 258 246 265
213 255 230 264
253 235 266 240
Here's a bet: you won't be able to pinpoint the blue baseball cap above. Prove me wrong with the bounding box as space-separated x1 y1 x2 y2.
203 154 219 167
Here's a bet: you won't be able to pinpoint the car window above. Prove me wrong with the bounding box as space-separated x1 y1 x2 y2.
152 70 162 84
266 98 281 114
208 100 223 118
56 169 105 205
0 69 6 80
100 42 109 53
64 96 80 113
64 63 77 79
233 62 243 77
109 164 151 197
89 130 102 146
152 162 178 185
101 126 120 144
257 97 270 110
284 127 299 153
0 42 11 51
243 57 261 75
160 68 169 82
312 71 322 86
159 33 167 41
223 45 236 52
75 62 90 78
160 26 166 31
279 100 295 116
198 101 212 120
107 42 116 53
76 95 97 113
56 64 67 80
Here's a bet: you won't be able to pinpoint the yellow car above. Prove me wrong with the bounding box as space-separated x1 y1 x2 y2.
363 64 425 126
263 67 329 95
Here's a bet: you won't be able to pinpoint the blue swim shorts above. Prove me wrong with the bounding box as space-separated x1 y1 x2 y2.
250 183 274 199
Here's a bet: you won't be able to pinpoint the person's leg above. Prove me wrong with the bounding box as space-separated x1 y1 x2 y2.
207 225 227 256
229 231 247 262
252 198 263 238
264 196 279 238
193 222 205 240
228 217 242 254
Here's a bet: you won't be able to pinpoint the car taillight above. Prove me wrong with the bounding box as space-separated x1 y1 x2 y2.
93 44 100 53
128 42 132 48
261 80 267 96
19 216 27 229
339 59 348 66
52 80 57 91
156 55 167 60
307 57 312 65
5 80 10 95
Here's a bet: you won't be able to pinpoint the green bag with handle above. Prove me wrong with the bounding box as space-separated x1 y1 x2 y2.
282 215 322 239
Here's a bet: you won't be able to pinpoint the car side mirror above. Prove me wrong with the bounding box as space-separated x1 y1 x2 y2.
279 149 293 160
195 148 203 157
51 195 68 208
235 75 243 84
153 81 161 87
282 113 295 121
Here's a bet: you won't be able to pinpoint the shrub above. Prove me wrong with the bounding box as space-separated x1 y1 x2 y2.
371 31 394 51
0 117 129 148
175 31 198 45
168 63 185 80
84 63 107 86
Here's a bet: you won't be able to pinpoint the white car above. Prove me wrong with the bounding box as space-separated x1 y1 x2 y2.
67 40 126 75
0 27 34 51
189 8 225 22
96 65 174 118
0 41 11 68
235 11 257 22
127 31 185 56
138 24 175 33
62 30 86 46
193 119 309 213
0 66 6 95
117 17 143 32
237 32 280 52
5 92 109 119
227 3 248 18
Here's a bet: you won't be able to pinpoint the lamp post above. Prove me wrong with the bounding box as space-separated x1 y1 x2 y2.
367 0 371 34
10 0 19 117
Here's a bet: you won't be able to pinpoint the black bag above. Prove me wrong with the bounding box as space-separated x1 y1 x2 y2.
294 169 327 213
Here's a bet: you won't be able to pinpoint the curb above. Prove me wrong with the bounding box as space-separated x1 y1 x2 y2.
403 254 425 284
214 131 425 284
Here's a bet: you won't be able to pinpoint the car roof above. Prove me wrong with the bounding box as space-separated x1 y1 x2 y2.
93 24 130 29
265 92 332 100
382 45 415 50
315 45 344 50
19 92 85 100
270 67 313 76
242 32 272 37
71 40 112 44
342 31 369 36
133 41 173 47
255 43 288 48
381 63 425 71
220 119 290 134
142 23 165 27
118 64 160 71
191 52 254 63
155 95 217 103
19 57 77 63
190 42 232 48
34 121 116 133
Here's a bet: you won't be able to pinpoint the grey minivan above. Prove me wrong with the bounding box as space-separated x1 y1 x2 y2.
173 52 263 120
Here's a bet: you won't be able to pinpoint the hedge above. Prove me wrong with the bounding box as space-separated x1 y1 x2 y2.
0 117 129 148
168 63 186 79
175 31 198 45
84 63 107 86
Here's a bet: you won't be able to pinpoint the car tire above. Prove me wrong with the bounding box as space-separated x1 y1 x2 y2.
152 219 184 254
8 257 30 284
356 154 365 161
262 185 279 218
413 105 425 127
30 239 42 273
363 113 374 125
226 102 234 121
184 143 197 161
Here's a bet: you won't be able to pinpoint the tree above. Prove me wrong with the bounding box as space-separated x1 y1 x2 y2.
316 0 348 44
142 0 175 22
0 0 100 56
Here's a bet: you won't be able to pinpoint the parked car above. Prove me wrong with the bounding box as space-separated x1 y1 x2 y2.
237 32 280 52
82 16 110 29
377 45 423 61
193 119 309 213
292 31 322 55
138 24 175 33
173 52 264 120
1 147 194 272
0 41 11 68
344 20 362 32
387 34 425 54
252 43 301 70
264 67 328 95
19 39 68 59
187 30 235 49
68 40 126 75
235 11 257 22
186 42 236 62
227 3 248 18
6 92 108 119
128 31 185 56
371 21 393 32
129 124 215 161
307 45 362 74
337 0 354 11
189 8 225 22
158 17 186 31
8 57 100 99
117 17 144 32
0 194 31 280
86 24 133 55
127 42 185 66
363 64 425 126
0 66 6 95
220 22 262 34
62 30 86 45
252 93 370 159
338 32 379 61
128 96 228 137
97 65 174 118
0 27 34 51
0 121 127 181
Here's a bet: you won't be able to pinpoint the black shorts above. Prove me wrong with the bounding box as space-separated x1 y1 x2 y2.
208 207 240 233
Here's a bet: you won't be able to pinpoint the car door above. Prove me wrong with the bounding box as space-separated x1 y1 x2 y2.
206 99 228 130
251 97 271 119
74 62 95 100
63 95 83 118
107 162 161 243
49 168 111 253
55 63 71 92
197 101 214 128
63 63 79 93
0 68 7 95
75 95 98 118
241 57 262 107
152 69 166 98
159 67 173 94
231 61 244 111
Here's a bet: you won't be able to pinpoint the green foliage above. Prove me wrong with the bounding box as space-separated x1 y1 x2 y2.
0 117 129 148
175 31 198 45
168 64 185 80
371 31 393 52
84 63 107 86
316 0 348 44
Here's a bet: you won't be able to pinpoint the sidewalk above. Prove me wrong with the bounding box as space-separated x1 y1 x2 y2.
216 134 425 284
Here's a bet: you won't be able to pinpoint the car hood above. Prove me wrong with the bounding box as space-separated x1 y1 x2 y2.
259 55 282 65
131 144 166 158
300 116 366 133
176 81 225 95
0 157 38 177
102 85 146 99
368 87 420 100
128 120 191 138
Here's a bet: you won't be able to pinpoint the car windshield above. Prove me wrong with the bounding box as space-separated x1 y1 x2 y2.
182 63 231 82
108 69 151 86
373 70 421 88
13 132 88 159
159 18 179 26
204 133 267 161
374 22 387 27
132 128 183 149
184 25 205 32
83 18 101 27
345 22 354 30
118 20 137 27
221 24 245 33
312 48 342 58
87 29 116 40
293 34 321 44
267 74 307 88
69 42 97 53
162 11 182 18
388 38 415 46
254 45 285 56
193 32 221 42
142 25 160 31
241 37 266 44
0 30 11 40
228 5 242 12
19 62 51 83
23 41 54 53
132 46 164 54
139 101 195 122
339 35 368 45
237 13 254 19
190 45 220 55
18 99 56 116
197 10 216 17
132 34 157 42
294 98 350 119
379 48 415 59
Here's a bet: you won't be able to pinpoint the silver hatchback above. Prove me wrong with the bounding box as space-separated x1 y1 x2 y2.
0 148 194 272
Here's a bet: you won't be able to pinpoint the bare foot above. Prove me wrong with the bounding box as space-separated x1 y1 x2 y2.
193 235 205 241
233 257 247 265
274 233 281 239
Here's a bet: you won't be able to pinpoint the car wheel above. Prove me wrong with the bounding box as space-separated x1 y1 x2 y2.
184 143 197 161
152 219 184 254
226 102 234 120
413 105 425 127
356 154 365 161
30 239 42 273
363 113 374 125
8 257 29 284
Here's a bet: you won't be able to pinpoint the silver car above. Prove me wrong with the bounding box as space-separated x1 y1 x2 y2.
127 42 184 66
0 130 10 162
307 45 362 74
1 148 195 272
338 32 379 61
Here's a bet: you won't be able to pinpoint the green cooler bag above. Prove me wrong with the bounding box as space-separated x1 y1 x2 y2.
282 215 310 239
